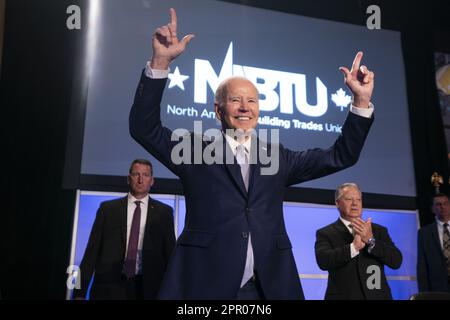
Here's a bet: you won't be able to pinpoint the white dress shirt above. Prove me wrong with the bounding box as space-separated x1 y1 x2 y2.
224 133 252 161
339 217 360 258
126 193 149 275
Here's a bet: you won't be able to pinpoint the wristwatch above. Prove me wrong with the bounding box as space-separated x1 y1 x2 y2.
367 237 376 250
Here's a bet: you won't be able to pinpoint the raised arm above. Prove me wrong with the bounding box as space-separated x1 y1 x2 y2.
284 53 375 186
339 51 375 109
150 8 194 70
129 8 195 176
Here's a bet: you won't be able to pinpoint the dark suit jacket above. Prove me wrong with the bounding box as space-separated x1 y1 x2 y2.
74 196 175 299
315 219 402 300
417 222 450 292
129 73 373 299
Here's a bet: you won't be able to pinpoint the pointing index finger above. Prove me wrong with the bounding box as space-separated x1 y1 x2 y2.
170 8 178 31
351 51 363 73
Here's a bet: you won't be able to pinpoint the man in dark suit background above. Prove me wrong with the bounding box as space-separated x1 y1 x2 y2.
417 193 450 292
315 183 402 299
73 159 175 300
129 8 375 299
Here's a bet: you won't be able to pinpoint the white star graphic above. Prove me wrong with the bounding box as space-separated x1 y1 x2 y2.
168 66 189 90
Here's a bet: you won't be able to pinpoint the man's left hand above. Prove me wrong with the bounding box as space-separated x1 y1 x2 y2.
351 217 373 243
339 52 374 108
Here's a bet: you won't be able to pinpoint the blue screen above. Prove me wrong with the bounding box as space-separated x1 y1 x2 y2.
78 0 415 197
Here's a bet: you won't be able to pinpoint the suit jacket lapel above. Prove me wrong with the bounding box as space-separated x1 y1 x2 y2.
143 197 155 248
120 196 128 248
247 135 263 197
247 163 258 197
221 135 248 198
333 218 354 243
431 222 443 254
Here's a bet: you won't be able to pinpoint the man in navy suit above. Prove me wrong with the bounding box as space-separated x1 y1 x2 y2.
129 8 375 299
417 193 450 292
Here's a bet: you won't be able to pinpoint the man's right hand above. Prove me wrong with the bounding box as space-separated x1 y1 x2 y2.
150 8 195 70
352 234 365 251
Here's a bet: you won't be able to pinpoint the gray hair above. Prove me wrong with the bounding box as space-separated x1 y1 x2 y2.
214 76 257 108
335 182 361 201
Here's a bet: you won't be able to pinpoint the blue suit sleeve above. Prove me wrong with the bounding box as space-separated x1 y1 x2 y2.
129 71 185 177
283 112 373 186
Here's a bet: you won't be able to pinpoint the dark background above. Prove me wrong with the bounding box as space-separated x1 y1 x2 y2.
1 0 449 299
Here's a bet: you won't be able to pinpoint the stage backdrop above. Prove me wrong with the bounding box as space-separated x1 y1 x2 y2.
65 0 416 199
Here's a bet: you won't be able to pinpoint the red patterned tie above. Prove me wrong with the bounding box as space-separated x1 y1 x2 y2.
122 201 141 278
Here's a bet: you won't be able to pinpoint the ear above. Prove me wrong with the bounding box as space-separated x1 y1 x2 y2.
149 176 154 187
214 103 222 121
127 175 131 186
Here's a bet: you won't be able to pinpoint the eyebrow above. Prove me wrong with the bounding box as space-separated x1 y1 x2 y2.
228 96 257 100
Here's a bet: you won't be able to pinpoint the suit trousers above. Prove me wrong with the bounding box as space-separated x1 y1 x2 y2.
124 275 144 300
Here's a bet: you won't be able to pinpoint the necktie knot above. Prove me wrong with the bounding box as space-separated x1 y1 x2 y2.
236 144 250 191
348 224 356 236
236 144 248 164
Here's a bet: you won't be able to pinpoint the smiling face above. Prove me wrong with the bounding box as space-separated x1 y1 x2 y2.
214 78 260 133
336 186 363 221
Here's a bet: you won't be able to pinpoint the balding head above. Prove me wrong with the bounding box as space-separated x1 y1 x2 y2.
214 77 257 106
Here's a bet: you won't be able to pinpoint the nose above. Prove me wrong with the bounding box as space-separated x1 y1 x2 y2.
238 103 250 113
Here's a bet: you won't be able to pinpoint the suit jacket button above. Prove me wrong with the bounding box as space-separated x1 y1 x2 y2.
242 232 249 239
245 207 251 213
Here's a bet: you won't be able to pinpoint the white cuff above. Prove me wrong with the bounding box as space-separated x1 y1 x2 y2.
144 61 170 79
350 102 374 118
350 243 360 258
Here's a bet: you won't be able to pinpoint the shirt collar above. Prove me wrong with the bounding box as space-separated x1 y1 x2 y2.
435 217 450 227
224 132 252 154
339 216 353 233
128 193 149 206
